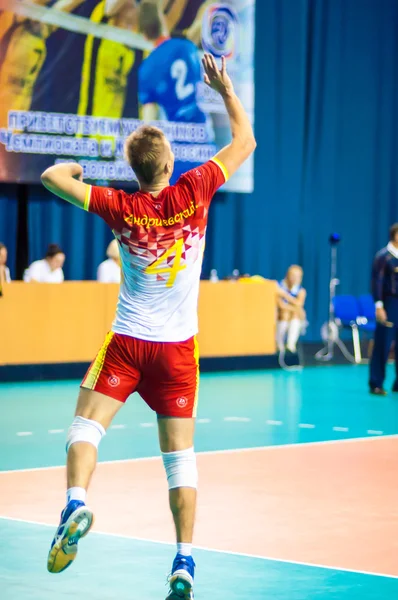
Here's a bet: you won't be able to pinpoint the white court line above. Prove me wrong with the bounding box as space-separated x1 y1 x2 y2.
48 429 64 434
16 432 33 437
266 420 283 426
140 423 155 428
298 424 316 429
224 417 251 422
0 435 396 475
0 515 396 580
367 430 384 435
110 425 126 430
197 418 211 424
333 427 349 433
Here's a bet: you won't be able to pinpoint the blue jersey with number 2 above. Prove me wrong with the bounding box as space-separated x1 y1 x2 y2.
138 38 206 124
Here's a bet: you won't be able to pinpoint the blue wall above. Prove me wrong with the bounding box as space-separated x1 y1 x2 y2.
1 0 398 340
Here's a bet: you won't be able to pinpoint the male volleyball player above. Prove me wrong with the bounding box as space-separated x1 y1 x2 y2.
41 54 255 599
138 1 210 127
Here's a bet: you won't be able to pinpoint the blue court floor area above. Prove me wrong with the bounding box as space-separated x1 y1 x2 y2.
1 364 398 599
1 519 397 600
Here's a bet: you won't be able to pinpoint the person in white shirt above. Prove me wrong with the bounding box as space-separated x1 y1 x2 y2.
24 244 65 283
97 239 121 283
0 242 11 285
277 265 307 353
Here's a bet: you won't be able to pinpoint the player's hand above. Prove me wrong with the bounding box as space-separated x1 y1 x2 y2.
202 54 234 97
376 307 387 324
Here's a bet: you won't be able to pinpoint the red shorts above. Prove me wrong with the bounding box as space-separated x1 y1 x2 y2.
81 332 199 418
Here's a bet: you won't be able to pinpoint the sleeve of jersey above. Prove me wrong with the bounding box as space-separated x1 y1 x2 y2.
179 159 229 206
84 185 124 228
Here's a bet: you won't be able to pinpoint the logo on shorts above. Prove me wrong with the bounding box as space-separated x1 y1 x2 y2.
201 4 239 58
177 397 188 408
108 375 120 387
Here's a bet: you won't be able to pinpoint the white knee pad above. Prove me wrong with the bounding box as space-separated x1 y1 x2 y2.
162 447 198 490
66 416 106 452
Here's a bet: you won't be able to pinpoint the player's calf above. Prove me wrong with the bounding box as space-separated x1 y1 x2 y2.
47 415 105 573
162 447 198 599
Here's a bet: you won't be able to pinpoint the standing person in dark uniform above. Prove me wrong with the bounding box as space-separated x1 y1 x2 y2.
369 223 398 395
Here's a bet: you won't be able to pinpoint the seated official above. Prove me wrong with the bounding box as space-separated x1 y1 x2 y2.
97 239 121 283
0 242 11 284
277 265 307 353
24 244 65 283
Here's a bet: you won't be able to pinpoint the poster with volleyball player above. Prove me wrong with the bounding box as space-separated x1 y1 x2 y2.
0 0 255 192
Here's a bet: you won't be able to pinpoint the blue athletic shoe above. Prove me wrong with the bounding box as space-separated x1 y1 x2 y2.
47 500 94 573
166 554 195 599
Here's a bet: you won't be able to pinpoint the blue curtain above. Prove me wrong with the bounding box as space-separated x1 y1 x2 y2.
28 186 114 281
0 185 18 280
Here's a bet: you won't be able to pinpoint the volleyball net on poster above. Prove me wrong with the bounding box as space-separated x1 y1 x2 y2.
0 0 255 192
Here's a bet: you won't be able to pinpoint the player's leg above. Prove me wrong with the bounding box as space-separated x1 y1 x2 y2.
277 308 291 351
393 327 398 393
47 389 123 574
138 336 199 599
158 416 197 550
159 416 197 600
390 298 398 391
66 389 122 496
286 306 305 353
48 332 138 574
369 323 392 394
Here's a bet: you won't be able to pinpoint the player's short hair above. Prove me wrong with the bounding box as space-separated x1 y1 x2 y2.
0 242 6 251
125 125 167 184
390 223 398 241
139 0 162 40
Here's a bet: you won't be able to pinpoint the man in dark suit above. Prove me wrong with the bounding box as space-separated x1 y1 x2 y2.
370 223 398 395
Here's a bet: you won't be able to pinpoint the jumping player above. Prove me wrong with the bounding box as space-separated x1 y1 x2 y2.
41 54 255 599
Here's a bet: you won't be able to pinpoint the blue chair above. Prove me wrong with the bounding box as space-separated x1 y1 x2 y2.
332 295 362 362
333 295 359 325
357 294 376 332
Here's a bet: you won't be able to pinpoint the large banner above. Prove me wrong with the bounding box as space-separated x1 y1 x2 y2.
0 0 255 192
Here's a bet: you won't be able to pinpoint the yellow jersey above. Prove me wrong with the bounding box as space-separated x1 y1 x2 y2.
78 1 135 120
0 21 48 128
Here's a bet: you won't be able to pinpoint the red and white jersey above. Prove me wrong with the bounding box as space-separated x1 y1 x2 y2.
86 158 228 342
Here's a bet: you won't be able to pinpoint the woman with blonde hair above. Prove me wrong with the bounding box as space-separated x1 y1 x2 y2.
97 239 121 283
277 265 307 353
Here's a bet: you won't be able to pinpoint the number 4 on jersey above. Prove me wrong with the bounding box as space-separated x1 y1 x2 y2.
145 238 186 287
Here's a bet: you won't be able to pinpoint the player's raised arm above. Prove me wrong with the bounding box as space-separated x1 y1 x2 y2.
202 54 256 177
41 163 89 210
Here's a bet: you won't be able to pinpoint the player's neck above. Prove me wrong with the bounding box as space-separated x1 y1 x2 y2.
139 180 170 196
